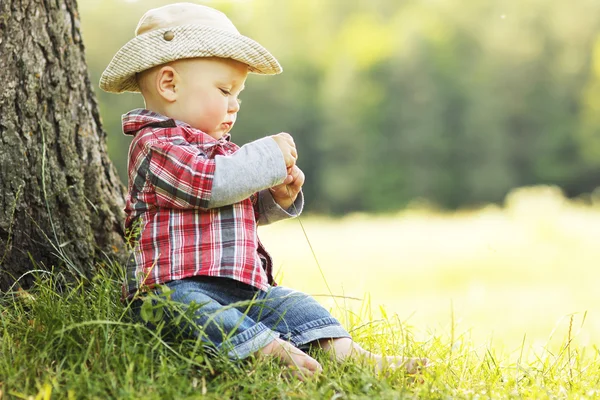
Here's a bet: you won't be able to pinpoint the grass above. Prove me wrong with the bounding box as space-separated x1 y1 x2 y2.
261 186 600 351
0 267 429 399
1 186 599 399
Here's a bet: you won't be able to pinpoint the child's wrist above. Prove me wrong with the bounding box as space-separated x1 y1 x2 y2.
270 188 294 209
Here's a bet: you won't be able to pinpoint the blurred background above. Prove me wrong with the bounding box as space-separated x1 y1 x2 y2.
81 0 600 214
79 0 600 352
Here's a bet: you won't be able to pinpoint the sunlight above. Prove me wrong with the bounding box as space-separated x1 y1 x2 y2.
260 186 600 354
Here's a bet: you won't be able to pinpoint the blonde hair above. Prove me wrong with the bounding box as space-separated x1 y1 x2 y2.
135 68 156 99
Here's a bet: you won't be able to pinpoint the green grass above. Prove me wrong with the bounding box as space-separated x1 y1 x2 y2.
259 187 600 354
1 262 599 399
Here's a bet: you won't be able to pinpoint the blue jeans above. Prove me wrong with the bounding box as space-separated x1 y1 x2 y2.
131 276 350 359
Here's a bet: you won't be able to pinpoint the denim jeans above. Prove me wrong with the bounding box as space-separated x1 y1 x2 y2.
131 276 350 359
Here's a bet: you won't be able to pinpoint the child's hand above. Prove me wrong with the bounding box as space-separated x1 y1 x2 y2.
269 165 305 210
271 133 297 169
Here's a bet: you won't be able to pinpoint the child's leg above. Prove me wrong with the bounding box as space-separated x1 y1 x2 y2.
316 337 429 374
245 285 352 351
244 285 428 375
132 277 321 377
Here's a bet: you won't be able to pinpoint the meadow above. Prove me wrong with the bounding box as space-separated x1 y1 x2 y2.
1 185 599 399
262 185 600 354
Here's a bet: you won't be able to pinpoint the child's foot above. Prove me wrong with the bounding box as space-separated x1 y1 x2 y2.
318 337 429 375
377 355 429 375
259 338 322 380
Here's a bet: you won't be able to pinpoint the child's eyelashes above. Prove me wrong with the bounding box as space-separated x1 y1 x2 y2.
220 88 242 105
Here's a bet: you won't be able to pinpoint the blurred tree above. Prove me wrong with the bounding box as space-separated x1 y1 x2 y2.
0 0 126 290
80 0 600 214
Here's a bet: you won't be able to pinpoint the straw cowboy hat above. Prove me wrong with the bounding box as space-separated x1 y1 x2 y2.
100 3 282 93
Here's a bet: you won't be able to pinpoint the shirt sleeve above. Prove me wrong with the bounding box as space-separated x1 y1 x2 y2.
146 138 216 209
145 136 288 210
256 189 304 226
206 137 288 208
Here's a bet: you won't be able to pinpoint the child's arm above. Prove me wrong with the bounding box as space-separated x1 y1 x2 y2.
207 134 295 208
268 165 304 210
144 133 295 210
255 165 305 226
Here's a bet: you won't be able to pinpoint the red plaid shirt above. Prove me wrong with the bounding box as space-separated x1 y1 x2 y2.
122 109 276 297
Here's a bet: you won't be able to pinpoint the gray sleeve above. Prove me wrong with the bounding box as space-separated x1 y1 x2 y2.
206 137 287 208
257 189 304 226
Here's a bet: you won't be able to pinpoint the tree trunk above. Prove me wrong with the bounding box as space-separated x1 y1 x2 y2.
0 0 126 290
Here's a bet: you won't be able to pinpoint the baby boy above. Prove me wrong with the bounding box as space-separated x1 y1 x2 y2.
100 2 426 378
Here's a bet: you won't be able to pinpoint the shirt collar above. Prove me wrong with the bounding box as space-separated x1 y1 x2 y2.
121 108 231 143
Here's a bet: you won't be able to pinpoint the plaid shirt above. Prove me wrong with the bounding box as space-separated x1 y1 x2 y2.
122 109 278 297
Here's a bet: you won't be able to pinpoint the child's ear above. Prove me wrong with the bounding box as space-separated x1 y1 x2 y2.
155 66 178 102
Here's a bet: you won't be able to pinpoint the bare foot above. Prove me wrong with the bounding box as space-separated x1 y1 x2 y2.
378 355 430 375
318 337 429 375
259 338 322 380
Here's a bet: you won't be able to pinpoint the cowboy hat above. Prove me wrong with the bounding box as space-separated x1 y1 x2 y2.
100 3 282 93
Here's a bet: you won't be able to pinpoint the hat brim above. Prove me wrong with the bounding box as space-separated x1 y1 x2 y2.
100 24 282 93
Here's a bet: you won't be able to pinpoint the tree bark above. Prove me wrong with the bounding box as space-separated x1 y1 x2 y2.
0 0 126 290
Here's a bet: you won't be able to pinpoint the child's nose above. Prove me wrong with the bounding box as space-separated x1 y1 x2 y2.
228 97 240 113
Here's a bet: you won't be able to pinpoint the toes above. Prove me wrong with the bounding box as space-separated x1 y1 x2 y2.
294 367 313 381
305 357 323 373
404 360 420 375
288 366 318 381
404 358 429 375
383 356 429 375
283 367 308 381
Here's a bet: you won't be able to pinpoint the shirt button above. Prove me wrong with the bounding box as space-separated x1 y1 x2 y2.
163 31 175 41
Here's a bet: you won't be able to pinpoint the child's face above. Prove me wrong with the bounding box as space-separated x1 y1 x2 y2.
171 57 248 139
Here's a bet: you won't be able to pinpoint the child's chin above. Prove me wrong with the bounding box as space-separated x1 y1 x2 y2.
207 130 226 140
